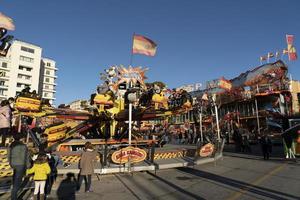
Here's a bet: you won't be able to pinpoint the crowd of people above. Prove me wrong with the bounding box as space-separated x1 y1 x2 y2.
232 126 274 160
0 96 98 199
7 134 98 200
232 127 252 153
141 124 219 147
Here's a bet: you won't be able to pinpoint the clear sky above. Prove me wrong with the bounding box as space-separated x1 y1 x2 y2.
1 0 300 105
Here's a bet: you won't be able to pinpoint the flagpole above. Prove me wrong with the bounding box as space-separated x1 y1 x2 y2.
129 32 135 66
128 32 135 173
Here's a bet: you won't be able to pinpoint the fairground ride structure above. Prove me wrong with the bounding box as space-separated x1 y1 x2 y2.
8 65 194 152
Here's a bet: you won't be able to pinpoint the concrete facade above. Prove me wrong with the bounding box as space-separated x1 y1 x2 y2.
69 99 88 111
39 58 58 105
0 40 58 104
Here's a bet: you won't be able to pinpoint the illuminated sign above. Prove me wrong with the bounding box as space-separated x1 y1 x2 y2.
199 143 214 157
219 78 232 90
111 146 147 164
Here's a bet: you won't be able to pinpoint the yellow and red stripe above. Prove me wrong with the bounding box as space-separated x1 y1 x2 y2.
132 35 157 56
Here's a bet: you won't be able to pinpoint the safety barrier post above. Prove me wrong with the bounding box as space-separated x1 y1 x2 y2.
150 142 155 164
103 143 108 167
194 140 202 161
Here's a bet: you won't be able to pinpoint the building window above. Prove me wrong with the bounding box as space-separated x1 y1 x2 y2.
45 85 49 89
46 70 50 75
44 93 48 97
21 46 35 54
18 74 31 80
17 83 22 87
0 71 6 77
20 56 34 63
0 89 5 95
19 65 32 72
45 78 49 83
0 81 5 86
47 63 51 66
1 62 7 68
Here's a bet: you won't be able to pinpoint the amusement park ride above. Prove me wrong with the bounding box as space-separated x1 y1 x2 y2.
0 65 196 177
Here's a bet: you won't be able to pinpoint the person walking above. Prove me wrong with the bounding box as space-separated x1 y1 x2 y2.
0 100 12 147
26 154 51 200
260 134 272 160
9 134 31 200
77 142 98 192
233 127 243 152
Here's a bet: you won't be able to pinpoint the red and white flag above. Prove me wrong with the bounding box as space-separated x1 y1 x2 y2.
132 34 157 56
286 34 297 61
0 12 15 31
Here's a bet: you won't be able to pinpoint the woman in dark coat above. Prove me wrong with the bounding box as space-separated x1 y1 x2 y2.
77 142 98 192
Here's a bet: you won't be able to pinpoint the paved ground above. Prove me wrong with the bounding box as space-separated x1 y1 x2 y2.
1 144 299 200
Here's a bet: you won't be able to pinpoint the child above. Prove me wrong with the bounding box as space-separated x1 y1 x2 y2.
27 153 51 200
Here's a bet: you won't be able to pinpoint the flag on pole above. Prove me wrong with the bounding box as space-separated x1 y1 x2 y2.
283 49 288 55
286 34 297 61
260 56 267 61
132 34 157 56
0 12 15 31
267 52 274 59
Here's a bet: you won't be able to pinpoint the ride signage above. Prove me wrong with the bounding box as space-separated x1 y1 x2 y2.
111 146 147 164
199 143 215 157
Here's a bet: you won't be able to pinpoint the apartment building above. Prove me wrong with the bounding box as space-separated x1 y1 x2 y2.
69 99 89 111
39 58 58 105
0 40 58 104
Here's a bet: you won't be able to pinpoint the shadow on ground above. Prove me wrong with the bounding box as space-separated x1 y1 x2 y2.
177 167 300 200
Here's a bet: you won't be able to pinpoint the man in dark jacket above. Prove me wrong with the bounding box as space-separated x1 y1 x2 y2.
260 134 272 160
9 134 30 200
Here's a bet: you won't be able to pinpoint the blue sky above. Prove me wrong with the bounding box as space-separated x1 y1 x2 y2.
1 0 300 104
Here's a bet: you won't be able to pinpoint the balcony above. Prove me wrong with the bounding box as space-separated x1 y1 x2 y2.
0 75 10 80
0 84 9 89
43 87 56 92
45 65 58 71
0 94 7 98
0 66 10 71
17 78 32 85
18 69 33 76
44 81 57 86
44 73 58 79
